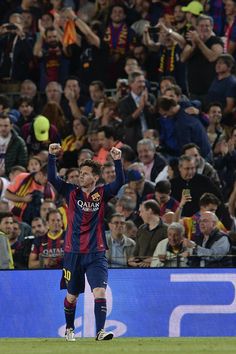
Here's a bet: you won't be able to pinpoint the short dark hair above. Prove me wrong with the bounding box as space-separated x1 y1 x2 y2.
216 53 235 69
65 168 79 181
31 216 46 225
28 156 42 167
155 180 171 194
64 76 80 90
0 211 13 223
182 143 200 155
199 193 220 207
0 95 10 109
160 76 177 85
207 102 223 112
46 209 62 222
98 125 117 140
120 145 136 162
0 112 12 123
164 84 182 96
16 96 34 108
79 159 102 176
75 116 89 131
157 97 177 112
45 26 56 36
142 200 160 215
168 157 180 178
90 80 105 91
42 12 54 22
103 161 115 169
108 213 125 223
109 3 127 17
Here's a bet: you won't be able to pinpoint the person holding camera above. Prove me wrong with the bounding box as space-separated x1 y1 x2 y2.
0 17 34 89
33 26 70 90
170 155 222 218
143 20 187 93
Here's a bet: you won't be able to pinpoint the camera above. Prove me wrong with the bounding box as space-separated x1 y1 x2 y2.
5 24 17 31
148 26 159 35
148 26 159 42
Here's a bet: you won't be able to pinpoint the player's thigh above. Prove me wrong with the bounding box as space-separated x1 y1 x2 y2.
61 252 86 295
86 252 108 291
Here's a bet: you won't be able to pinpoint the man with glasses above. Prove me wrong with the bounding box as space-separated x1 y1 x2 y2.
183 211 231 267
106 213 136 268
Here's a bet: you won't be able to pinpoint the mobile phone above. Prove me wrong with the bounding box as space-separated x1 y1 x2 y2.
148 26 159 42
148 26 159 35
183 189 191 197
5 24 17 31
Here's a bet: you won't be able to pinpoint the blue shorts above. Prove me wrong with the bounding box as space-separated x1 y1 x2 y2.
60 251 108 295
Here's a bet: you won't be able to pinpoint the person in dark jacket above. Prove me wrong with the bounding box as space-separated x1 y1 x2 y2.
128 199 168 267
183 211 231 267
170 155 222 217
118 71 157 151
0 113 28 177
157 96 211 159
137 138 166 182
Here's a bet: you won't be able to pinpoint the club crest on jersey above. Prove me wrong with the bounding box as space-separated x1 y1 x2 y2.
91 192 101 201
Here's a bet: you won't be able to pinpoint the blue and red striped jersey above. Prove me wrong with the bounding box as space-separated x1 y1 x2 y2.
48 155 125 253
31 231 65 268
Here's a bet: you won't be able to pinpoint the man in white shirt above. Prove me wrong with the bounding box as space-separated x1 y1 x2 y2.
106 213 136 268
118 71 157 150
183 211 231 267
137 138 166 182
151 222 191 267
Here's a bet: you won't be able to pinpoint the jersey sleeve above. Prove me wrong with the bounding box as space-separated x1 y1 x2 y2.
104 160 125 200
47 154 76 199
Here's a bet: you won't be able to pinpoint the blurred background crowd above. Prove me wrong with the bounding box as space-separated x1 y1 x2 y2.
1 0 236 269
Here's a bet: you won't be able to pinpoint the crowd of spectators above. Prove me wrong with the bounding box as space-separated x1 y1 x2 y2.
1 0 236 269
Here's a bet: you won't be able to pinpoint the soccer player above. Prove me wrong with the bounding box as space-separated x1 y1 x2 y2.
48 143 124 341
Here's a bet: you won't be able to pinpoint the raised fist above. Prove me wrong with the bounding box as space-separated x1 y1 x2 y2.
49 143 62 156
110 147 121 160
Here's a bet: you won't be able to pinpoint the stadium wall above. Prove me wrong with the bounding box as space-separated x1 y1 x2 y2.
1 269 236 338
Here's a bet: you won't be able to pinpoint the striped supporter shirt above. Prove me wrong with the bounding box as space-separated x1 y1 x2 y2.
48 154 124 253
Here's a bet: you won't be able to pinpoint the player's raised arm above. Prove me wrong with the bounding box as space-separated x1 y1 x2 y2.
48 143 74 196
105 147 125 197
